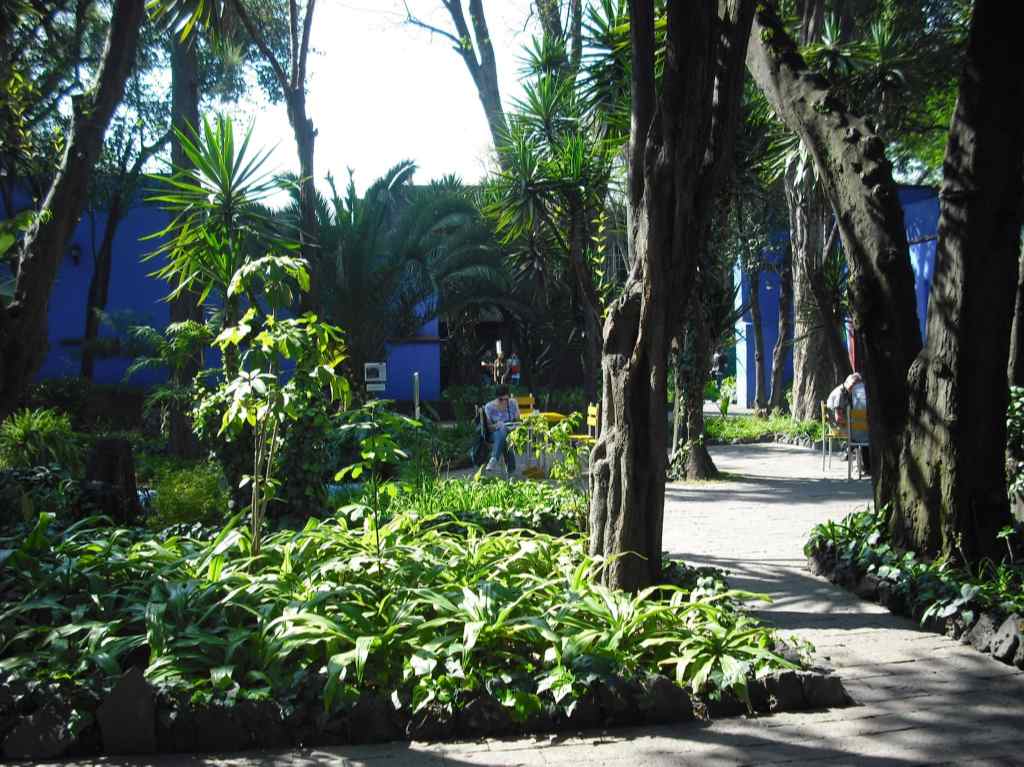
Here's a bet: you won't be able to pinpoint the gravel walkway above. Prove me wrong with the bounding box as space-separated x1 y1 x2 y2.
57 444 1024 766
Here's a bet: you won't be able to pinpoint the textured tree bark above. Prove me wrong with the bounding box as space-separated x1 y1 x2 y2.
747 3 921 510
1009 244 1024 388
589 0 753 590
682 304 718 479
0 0 145 419
787 176 848 420
895 0 1024 562
768 242 793 412
169 33 204 458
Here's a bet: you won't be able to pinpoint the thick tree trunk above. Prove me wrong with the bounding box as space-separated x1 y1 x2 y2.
747 4 921 510
748 269 767 411
169 33 204 458
589 0 753 590
0 0 144 419
81 195 123 380
895 0 1023 563
768 242 793 412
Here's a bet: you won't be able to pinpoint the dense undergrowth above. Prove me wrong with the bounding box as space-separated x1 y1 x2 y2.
1 506 797 732
805 506 1024 623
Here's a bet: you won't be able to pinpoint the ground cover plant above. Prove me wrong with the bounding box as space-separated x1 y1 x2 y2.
805 506 1024 655
705 413 822 445
379 477 587 536
0 506 802 756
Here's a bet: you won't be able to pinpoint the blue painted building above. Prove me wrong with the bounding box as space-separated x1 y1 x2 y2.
734 186 940 408
3 190 442 400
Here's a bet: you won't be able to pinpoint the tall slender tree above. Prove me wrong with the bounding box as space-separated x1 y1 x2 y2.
0 0 146 418
589 0 754 591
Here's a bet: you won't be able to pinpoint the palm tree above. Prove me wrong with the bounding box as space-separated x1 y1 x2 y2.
282 162 514 383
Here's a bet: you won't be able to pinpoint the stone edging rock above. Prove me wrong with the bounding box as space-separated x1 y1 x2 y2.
1 667 853 761
807 544 1024 671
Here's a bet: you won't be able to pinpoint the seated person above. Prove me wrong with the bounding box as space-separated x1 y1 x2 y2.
826 377 851 427
483 385 520 473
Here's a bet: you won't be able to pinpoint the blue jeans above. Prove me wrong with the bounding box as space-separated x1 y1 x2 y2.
489 425 515 470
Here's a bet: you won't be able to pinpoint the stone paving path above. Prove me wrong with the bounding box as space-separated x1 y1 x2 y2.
57 444 1024 766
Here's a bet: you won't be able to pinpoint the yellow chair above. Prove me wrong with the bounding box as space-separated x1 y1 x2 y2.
515 393 535 418
571 403 600 447
821 401 869 480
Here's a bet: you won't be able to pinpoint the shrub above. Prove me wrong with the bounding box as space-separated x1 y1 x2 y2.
0 510 797 728
0 408 83 473
20 378 146 431
705 413 822 444
149 462 229 529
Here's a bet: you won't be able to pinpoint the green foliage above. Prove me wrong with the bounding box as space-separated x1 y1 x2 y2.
1006 386 1024 499
805 506 1024 624
19 378 146 432
0 466 77 523
705 413 822 444
0 409 83 474
378 477 586 537
716 377 736 419
149 462 229 530
210 305 349 553
146 115 292 313
0 510 796 719
509 412 590 487
305 164 512 382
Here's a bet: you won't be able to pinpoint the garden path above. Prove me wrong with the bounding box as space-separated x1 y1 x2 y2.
58 444 1024 766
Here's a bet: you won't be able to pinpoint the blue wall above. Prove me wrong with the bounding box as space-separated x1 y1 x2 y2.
384 317 442 402
735 185 940 408
735 238 792 408
4 189 442 395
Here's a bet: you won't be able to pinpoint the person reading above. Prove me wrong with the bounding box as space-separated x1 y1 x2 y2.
483 385 520 473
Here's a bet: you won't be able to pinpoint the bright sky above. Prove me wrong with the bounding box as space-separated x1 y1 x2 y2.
232 0 538 198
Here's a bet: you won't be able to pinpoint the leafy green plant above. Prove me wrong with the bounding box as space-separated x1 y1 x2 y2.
148 462 229 530
212 307 349 556
716 376 736 419
0 507 797 725
805 506 1024 624
0 408 83 474
705 413 822 443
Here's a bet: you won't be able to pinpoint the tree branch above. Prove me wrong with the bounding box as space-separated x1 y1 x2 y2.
229 0 291 94
402 3 464 49
298 0 317 90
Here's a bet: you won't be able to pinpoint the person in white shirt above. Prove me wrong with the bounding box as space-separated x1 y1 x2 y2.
483 385 520 473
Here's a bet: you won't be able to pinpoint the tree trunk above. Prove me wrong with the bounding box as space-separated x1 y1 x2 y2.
786 171 849 421
682 305 718 479
0 0 145 419
768 242 793 411
81 194 123 380
895 0 1023 563
748 268 767 411
169 33 204 458
288 90 319 311
1009 243 1024 388
589 0 753 591
747 3 921 510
